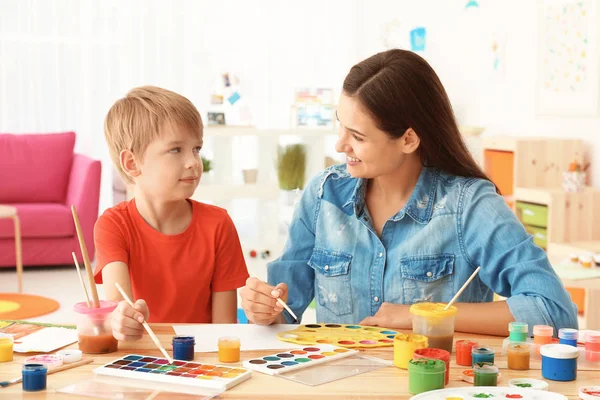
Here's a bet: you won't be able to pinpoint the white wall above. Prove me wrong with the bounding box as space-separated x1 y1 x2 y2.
1 0 599 214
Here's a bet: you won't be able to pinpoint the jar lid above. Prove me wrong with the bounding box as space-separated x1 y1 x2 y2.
407 358 446 373
456 339 478 347
473 362 499 374
585 330 600 344
22 364 48 373
509 322 528 333
395 333 428 346
409 302 458 317
558 328 579 340
472 347 495 355
0 333 14 344
533 325 554 336
413 348 450 362
540 343 579 359
73 300 118 315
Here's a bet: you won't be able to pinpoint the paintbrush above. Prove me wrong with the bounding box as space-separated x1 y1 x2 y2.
250 275 298 322
444 266 481 310
115 283 174 364
71 205 100 308
0 358 93 387
72 252 91 308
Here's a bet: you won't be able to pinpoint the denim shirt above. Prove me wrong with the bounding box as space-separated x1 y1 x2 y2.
267 164 578 334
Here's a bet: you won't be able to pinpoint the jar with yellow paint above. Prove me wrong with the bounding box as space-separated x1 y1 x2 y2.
0 333 14 362
394 333 428 369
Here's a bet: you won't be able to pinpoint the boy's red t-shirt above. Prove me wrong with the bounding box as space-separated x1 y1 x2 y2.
94 199 249 323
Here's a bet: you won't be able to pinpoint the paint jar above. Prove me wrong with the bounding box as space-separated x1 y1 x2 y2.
507 343 530 370
413 348 450 384
73 300 118 354
218 336 240 363
172 336 195 361
508 322 528 342
407 358 446 395
471 347 495 366
455 340 478 366
558 328 579 347
585 330 600 362
533 325 554 345
22 363 48 392
473 362 498 386
0 333 14 362
540 343 579 381
580 255 593 268
393 333 427 369
410 302 457 353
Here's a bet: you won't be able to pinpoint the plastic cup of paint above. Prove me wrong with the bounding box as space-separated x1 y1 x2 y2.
471 347 495 367
393 333 427 369
507 342 530 370
540 343 579 381
413 348 450 384
22 363 48 392
218 336 241 363
409 302 457 353
473 362 498 386
533 325 554 345
508 322 528 342
407 358 446 395
585 330 600 362
558 328 579 347
73 300 118 354
456 339 478 366
0 333 14 363
172 336 195 361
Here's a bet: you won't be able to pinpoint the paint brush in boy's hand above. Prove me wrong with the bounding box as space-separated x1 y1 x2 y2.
115 283 174 364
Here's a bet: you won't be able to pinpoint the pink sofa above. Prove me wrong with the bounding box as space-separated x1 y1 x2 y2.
0 132 101 267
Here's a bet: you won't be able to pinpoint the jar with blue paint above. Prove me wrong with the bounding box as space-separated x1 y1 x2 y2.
558 328 579 347
540 343 579 381
172 335 195 361
22 363 47 392
471 347 495 366
508 322 528 342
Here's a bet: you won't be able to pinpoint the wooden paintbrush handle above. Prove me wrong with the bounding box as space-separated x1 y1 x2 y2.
49 358 94 374
71 205 100 307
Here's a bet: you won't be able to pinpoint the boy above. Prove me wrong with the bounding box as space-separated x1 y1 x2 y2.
95 86 249 341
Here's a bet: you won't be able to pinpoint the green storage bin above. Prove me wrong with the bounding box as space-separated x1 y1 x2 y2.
516 201 548 228
525 225 548 249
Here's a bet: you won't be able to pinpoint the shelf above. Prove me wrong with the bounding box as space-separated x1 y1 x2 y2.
204 126 337 138
191 183 280 202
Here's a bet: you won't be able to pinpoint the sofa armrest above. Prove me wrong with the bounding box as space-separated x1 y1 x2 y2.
66 153 102 261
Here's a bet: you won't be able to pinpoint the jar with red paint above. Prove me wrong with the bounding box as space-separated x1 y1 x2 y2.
455 340 478 366
413 347 450 385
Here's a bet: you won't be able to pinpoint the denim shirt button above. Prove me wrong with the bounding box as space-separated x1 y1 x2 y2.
378 252 383 258
324 265 329 271
426 271 433 277
374 296 379 302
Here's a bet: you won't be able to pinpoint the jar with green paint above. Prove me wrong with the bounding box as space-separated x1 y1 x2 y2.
407 358 446 394
473 362 499 386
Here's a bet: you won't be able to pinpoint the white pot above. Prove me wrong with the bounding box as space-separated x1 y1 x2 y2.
279 189 302 207
242 169 258 184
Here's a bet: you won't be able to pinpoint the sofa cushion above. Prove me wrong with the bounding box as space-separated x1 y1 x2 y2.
0 203 74 239
0 132 76 203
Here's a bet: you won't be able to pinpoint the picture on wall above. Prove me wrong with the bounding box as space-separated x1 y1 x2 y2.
537 0 599 116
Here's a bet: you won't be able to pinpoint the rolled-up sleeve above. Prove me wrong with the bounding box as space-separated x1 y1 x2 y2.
459 179 578 334
267 174 320 323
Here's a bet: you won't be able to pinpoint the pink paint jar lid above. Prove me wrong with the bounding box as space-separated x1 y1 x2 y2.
73 300 118 315
533 325 554 337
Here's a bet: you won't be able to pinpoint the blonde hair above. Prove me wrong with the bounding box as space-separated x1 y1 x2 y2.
104 85 203 184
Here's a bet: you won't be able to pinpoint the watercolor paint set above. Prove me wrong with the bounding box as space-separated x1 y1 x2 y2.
243 344 358 375
277 324 398 348
93 354 252 390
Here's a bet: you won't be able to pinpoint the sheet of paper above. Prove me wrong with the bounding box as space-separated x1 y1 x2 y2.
173 324 303 352
13 327 79 353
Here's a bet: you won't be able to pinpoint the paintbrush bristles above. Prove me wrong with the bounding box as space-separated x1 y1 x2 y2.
71 205 100 308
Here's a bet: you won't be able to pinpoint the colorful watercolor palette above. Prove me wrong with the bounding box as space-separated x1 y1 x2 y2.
409 387 567 400
93 354 252 391
277 323 398 348
242 344 358 375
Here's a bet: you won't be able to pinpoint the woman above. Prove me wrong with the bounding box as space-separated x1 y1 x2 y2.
240 49 577 336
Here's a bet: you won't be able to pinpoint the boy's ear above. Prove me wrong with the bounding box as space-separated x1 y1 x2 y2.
120 149 141 179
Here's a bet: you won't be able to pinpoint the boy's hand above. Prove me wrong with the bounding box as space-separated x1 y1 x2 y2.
111 299 150 341
240 277 288 325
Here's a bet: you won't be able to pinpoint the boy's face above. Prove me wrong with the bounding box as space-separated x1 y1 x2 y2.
136 123 204 201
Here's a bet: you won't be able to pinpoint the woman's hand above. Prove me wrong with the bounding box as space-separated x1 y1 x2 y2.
359 302 412 329
240 277 289 325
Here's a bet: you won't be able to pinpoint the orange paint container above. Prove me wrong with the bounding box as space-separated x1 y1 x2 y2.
218 336 241 363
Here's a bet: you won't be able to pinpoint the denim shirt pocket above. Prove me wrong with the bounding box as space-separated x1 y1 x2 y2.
400 254 455 304
308 248 353 316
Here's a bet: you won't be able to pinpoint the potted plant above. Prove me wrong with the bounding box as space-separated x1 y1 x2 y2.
277 144 306 206
201 156 214 185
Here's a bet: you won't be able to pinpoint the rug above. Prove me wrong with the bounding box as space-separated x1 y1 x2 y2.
0 293 60 319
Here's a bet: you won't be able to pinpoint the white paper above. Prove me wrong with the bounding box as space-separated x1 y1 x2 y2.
173 324 303 352
13 327 79 353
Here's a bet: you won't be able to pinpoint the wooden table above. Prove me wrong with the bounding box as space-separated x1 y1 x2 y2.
0 204 23 292
0 325 597 399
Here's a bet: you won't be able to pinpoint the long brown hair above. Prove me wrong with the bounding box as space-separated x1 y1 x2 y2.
343 49 496 190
